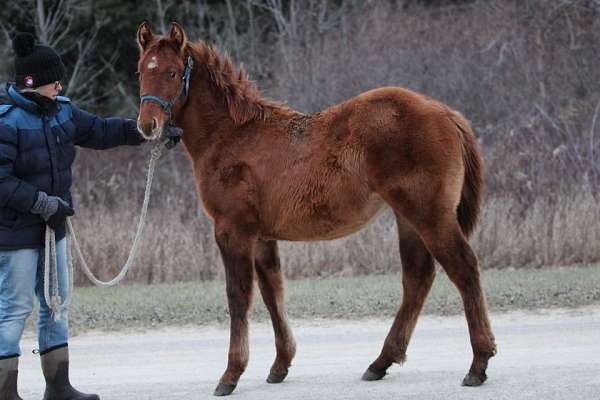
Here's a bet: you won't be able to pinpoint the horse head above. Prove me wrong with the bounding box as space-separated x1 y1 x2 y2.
136 21 191 140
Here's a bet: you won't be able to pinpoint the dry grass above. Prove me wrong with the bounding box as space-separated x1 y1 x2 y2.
472 192 600 268
70 180 600 284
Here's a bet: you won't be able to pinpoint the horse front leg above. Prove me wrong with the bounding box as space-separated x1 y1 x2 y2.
254 239 296 384
213 222 257 396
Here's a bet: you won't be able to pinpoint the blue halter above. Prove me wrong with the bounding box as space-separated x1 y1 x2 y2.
140 55 194 120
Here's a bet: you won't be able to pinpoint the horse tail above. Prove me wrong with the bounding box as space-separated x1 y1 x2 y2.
450 111 484 238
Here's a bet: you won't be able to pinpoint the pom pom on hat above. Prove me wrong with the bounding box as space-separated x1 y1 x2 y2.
12 32 35 57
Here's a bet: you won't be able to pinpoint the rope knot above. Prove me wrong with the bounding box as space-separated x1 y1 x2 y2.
150 143 164 160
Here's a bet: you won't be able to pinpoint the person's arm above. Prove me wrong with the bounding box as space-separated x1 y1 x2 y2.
72 105 145 149
0 122 39 212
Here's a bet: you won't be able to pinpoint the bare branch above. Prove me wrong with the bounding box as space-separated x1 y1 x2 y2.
589 99 600 160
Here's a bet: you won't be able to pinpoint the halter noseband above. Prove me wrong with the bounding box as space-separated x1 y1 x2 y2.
140 55 194 121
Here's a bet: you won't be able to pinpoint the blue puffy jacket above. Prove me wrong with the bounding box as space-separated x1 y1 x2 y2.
0 83 144 249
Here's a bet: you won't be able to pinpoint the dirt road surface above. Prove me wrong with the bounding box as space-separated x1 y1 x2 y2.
19 307 600 399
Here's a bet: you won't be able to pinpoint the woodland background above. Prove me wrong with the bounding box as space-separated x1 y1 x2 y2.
1 0 599 284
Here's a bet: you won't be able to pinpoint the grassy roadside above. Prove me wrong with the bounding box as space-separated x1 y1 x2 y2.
53 264 600 333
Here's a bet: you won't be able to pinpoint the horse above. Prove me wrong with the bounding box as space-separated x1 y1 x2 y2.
135 22 496 396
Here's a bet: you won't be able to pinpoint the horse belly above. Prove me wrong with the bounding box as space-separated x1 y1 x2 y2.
267 188 386 242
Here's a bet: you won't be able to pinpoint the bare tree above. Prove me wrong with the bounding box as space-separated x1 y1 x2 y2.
1 0 117 109
34 0 74 47
63 20 120 107
0 24 13 83
153 0 177 34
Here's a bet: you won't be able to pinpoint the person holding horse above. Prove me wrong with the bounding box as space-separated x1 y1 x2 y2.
0 32 145 400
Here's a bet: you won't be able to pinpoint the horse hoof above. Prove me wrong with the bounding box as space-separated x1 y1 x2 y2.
267 370 288 384
213 383 237 396
462 371 487 387
361 368 386 381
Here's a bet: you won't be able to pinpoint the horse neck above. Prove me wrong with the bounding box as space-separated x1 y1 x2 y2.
176 72 235 158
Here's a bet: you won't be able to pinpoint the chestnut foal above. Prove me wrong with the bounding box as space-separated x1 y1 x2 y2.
135 22 496 396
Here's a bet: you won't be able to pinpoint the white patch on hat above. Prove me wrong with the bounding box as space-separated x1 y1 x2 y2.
147 56 158 70
24 76 34 87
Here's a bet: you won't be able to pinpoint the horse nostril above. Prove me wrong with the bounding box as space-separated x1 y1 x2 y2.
152 118 159 131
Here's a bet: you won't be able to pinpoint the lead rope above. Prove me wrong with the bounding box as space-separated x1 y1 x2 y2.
44 141 165 320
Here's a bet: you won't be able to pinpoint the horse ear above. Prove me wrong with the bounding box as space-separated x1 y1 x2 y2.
169 22 187 51
137 21 154 52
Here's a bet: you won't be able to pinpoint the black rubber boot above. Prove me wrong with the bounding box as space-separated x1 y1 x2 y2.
0 356 23 400
41 345 99 400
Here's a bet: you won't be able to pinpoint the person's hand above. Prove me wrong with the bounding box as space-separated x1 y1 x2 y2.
31 192 74 229
46 198 74 230
164 124 183 149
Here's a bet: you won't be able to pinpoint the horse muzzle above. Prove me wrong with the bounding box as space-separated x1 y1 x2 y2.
137 117 163 140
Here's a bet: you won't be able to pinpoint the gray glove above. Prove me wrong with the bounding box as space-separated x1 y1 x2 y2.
31 192 74 229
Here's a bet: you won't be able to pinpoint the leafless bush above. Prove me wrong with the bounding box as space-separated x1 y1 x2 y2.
0 27 11 82
70 188 600 285
3 0 599 283
264 0 600 198
0 0 120 109
474 190 600 268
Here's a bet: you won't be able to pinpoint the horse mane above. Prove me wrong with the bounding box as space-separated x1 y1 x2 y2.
186 41 282 126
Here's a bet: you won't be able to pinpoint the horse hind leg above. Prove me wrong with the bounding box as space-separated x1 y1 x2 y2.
411 211 496 386
363 220 436 380
254 239 296 384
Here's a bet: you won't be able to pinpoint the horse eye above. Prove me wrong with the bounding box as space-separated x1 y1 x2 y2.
169 71 177 79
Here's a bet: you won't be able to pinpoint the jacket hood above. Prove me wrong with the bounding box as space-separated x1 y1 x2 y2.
0 84 11 106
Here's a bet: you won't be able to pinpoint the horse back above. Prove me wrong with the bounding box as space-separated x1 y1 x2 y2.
197 87 469 242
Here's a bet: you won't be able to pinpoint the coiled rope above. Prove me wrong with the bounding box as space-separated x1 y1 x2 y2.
44 141 165 320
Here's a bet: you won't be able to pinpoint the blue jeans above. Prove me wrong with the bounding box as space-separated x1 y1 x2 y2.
0 239 69 357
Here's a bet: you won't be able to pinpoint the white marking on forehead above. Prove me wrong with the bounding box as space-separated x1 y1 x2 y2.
147 56 158 69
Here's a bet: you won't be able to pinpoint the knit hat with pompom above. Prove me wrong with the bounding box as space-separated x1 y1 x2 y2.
12 32 65 88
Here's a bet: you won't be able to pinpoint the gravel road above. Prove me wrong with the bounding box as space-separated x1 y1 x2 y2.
19 307 600 399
